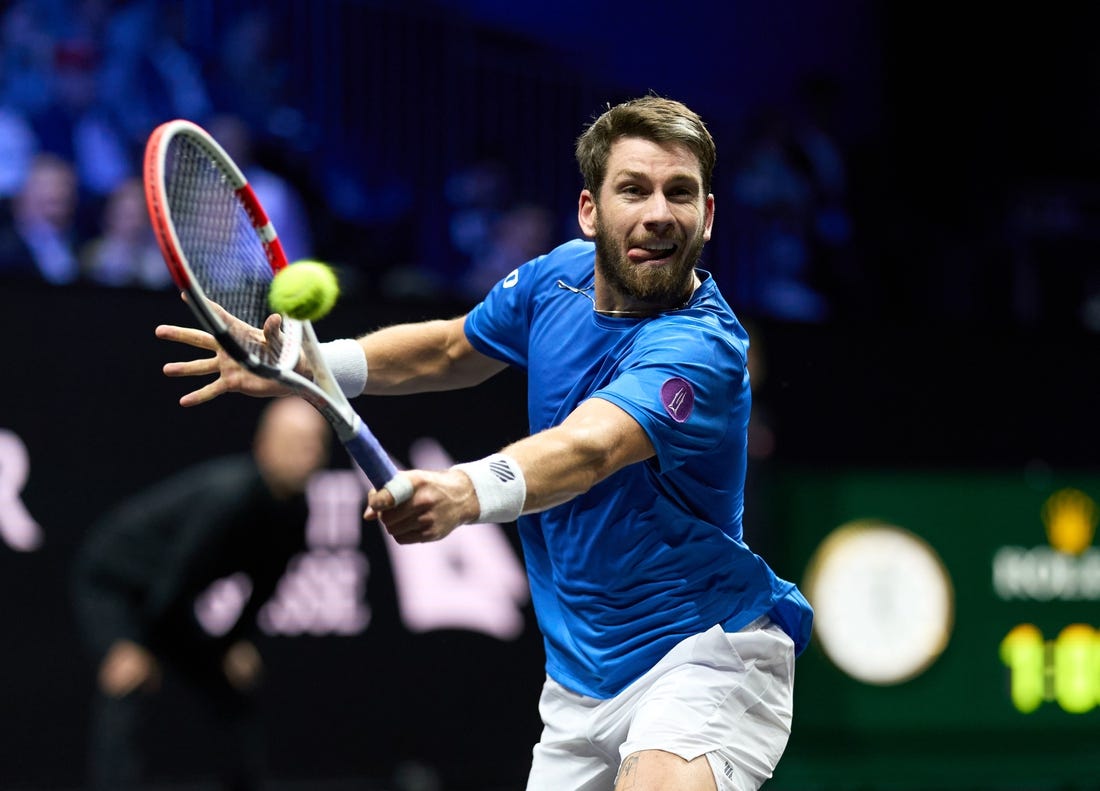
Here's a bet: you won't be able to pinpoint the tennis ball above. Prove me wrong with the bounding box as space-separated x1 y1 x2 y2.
269 260 340 321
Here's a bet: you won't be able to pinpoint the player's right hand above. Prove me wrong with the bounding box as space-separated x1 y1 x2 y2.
365 468 480 544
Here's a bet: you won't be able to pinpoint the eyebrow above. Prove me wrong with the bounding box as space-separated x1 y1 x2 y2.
610 169 701 186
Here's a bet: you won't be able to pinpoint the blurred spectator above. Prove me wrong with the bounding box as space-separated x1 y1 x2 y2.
375 155 503 300
1 1 131 198
792 76 850 230
71 397 331 791
0 0 57 116
446 157 510 267
209 9 300 141
80 176 170 288
460 202 555 298
29 36 132 199
790 75 862 314
206 113 314 263
98 0 211 148
729 106 831 322
728 78 859 323
0 105 39 198
425 153 564 299
0 152 81 283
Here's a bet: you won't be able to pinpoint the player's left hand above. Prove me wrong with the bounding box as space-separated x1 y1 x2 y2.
156 301 292 405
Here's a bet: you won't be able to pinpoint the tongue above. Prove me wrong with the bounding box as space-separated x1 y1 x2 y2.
630 247 671 262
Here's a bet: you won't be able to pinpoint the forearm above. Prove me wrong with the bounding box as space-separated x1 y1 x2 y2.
72 584 147 661
505 428 615 513
494 397 655 515
365 397 655 543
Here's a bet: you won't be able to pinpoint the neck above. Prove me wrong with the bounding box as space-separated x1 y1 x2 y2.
594 302 686 318
594 271 701 317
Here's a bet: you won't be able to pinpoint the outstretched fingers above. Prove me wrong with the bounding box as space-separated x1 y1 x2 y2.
154 302 292 404
155 323 218 351
154 323 243 405
162 356 221 379
176 378 230 407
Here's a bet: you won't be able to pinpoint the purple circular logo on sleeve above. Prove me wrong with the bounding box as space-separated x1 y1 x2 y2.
660 377 695 422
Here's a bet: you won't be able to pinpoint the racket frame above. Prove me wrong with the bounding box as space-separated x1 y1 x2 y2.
144 119 400 491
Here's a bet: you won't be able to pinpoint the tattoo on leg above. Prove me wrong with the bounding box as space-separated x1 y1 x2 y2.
615 754 639 789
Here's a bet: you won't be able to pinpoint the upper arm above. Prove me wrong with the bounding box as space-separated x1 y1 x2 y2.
440 315 508 388
361 315 507 394
562 396 656 473
592 325 747 473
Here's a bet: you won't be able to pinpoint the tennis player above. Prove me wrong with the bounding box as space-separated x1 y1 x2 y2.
158 96 812 791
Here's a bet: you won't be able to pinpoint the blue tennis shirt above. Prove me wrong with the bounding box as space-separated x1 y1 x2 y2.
465 239 812 699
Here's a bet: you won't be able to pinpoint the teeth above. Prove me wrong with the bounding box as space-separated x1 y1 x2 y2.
643 242 675 252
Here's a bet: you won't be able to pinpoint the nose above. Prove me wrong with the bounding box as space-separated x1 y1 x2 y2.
642 193 675 233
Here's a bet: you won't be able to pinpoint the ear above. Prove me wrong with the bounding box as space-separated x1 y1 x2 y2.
702 193 715 242
577 189 597 238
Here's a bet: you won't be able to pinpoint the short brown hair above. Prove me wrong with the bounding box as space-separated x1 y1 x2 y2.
575 96 716 195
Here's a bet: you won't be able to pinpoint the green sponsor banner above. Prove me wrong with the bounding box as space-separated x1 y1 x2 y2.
768 467 1100 790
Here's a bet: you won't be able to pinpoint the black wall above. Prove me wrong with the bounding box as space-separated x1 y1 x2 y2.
1 280 1095 789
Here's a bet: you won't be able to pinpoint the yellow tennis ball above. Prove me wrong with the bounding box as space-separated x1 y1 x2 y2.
269 260 340 321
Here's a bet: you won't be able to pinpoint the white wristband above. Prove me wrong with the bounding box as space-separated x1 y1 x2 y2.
319 338 367 397
453 453 526 524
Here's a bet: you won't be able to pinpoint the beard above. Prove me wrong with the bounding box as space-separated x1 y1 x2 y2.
593 217 707 309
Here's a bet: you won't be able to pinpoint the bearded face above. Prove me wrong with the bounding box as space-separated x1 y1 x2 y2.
592 211 708 308
578 136 714 313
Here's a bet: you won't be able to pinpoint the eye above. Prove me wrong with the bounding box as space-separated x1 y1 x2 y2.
667 185 697 201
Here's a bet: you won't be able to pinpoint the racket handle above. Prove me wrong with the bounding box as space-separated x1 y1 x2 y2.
342 418 400 491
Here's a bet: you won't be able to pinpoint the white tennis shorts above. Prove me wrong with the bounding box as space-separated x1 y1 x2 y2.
526 618 796 791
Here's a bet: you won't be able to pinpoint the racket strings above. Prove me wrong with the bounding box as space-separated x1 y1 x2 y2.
164 135 283 366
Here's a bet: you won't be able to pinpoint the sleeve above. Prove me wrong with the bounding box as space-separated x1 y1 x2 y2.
592 322 747 474
71 540 147 660
140 462 256 633
142 502 236 633
221 494 308 645
465 239 597 369
463 256 539 370
70 465 220 657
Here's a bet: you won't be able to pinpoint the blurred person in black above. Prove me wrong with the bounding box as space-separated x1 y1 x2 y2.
71 397 331 791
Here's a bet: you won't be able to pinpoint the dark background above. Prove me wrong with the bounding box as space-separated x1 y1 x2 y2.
2 1 1100 789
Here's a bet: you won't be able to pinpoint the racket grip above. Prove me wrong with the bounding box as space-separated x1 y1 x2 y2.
342 419 400 491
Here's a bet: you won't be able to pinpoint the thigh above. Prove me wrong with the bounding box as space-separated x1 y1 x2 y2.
527 677 619 791
529 737 619 791
621 622 796 791
614 749 716 791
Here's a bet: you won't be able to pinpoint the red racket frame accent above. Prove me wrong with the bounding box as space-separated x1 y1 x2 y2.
143 119 289 293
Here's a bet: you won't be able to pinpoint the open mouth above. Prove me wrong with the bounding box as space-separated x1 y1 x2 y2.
628 241 679 264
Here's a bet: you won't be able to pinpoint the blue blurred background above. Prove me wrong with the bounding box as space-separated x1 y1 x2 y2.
2 1 1099 789
4 0 1099 333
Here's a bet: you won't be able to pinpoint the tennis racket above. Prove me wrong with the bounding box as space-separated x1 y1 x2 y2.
143 118 409 503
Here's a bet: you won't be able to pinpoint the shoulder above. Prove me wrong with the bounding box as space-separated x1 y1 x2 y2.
637 283 749 369
178 454 258 494
476 238 594 307
516 238 594 285
552 238 596 260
